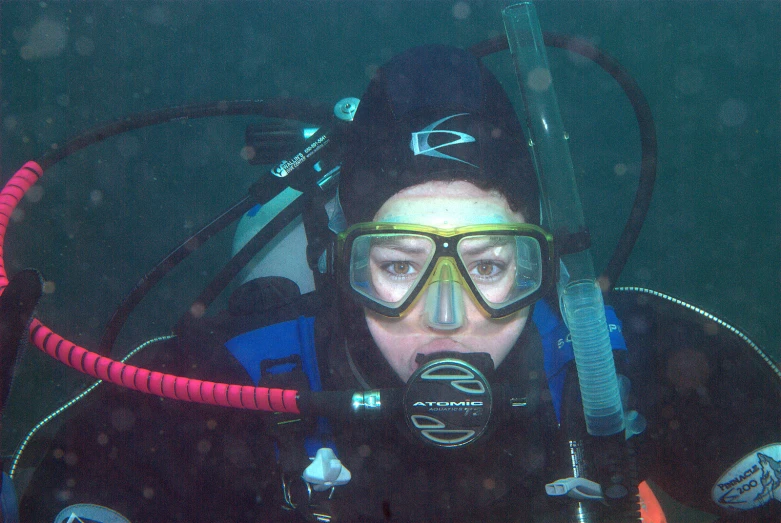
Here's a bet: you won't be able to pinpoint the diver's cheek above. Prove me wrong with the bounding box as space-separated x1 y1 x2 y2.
474 309 528 369
365 310 420 382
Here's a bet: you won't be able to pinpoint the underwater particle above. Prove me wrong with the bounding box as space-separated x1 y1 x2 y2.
89 189 103 206
666 348 711 393
12 27 28 43
116 134 141 159
142 5 170 25
111 407 137 432
539 388 552 403
97 433 109 446
702 321 719 336
358 444 371 458
365 63 380 80
380 47 395 62
674 67 704 95
142 486 155 500
64 220 79 240
3 115 18 131
64 451 78 466
482 477 496 490
66 478 76 488
526 67 552 92
452 1 471 20
55 489 73 502
190 301 206 319
25 185 44 203
240 145 256 161
523 445 546 472
85 15 94 24
564 38 596 67
627 314 651 335
206 419 217 430
185 237 201 252
613 163 627 176
719 98 748 127
56 93 70 107
42 281 55 294
74 36 95 56
197 439 212 454
634 267 651 282
10 209 25 223
19 18 68 60
183 218 194 230
223 437 253 466
53 448 65 459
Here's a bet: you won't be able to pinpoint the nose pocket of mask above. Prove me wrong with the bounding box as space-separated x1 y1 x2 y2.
424 262 465 330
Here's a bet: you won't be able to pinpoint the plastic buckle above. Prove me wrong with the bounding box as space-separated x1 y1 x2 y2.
302 447 351 491
545 477 604 501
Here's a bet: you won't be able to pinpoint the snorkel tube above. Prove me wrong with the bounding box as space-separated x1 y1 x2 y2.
503 3 644 520
503 1 624 438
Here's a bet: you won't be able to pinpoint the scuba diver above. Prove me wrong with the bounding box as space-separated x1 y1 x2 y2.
1 7 779 523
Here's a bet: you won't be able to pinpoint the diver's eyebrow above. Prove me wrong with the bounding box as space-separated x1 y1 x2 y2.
370 236 431 255
459 236 512 255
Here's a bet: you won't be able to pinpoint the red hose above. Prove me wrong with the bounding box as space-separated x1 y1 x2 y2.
0 162 300 414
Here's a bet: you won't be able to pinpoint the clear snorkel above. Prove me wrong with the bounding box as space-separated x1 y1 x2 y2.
502 3 625 437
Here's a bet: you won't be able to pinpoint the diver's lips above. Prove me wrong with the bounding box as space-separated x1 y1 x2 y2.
411 339 470 370
419 339 467 353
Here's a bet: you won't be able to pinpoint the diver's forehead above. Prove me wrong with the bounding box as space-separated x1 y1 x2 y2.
373 181 525 227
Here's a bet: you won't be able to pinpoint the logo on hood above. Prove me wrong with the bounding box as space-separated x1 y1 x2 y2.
410 113 477 167
712 443 781 509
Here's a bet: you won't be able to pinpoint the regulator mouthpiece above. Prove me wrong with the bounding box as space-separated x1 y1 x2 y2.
404 356 493 448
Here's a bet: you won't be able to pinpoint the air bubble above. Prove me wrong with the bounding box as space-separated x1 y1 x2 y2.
74 36 95 56
452 2 471 20
526 67 552 92
20 18 68 60
25 185 44 203
719 98 748 127
190 301 206 318
674 67 703 95
240 145 256 161
90 189 103 205
3 116 18 131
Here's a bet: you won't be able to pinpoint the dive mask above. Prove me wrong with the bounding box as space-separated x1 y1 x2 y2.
336 223 555 324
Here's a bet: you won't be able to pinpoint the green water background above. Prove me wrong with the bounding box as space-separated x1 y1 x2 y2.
0 2 778 507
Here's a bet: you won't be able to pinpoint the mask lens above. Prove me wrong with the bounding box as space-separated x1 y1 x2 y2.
349 233 436 308
457 234 543 309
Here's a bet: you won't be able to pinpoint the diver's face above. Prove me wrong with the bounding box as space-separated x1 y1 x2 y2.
365 181 529 382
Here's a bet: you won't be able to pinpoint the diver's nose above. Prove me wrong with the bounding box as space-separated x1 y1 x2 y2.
423 263 465 330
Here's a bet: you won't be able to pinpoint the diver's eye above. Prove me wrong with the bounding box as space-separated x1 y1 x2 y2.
383 261 417 277
476 262 496 276
470 260 505 281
